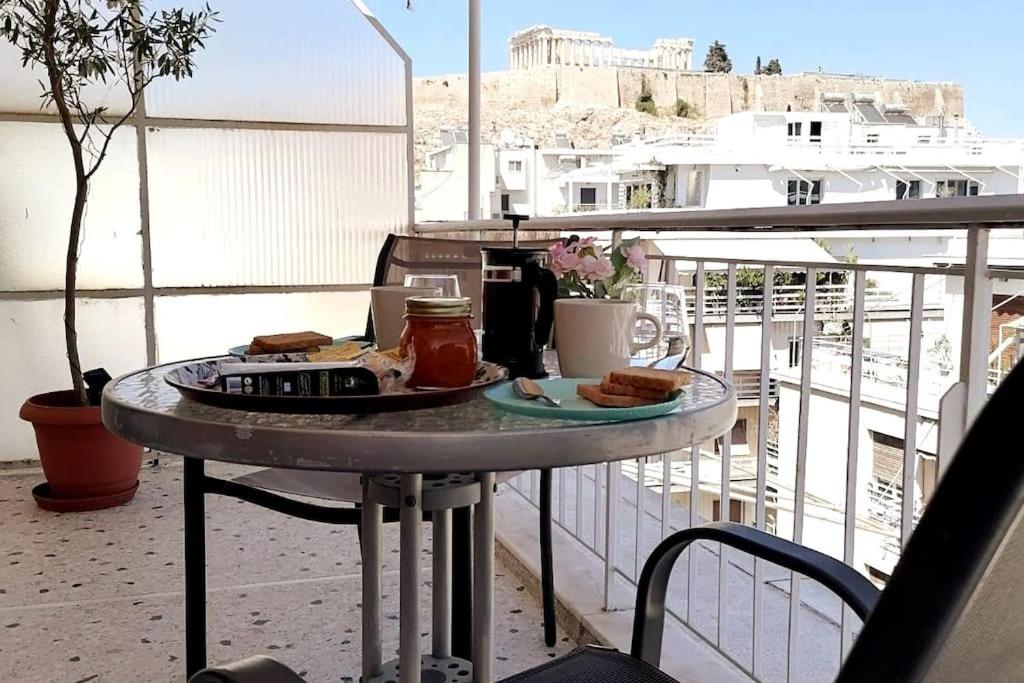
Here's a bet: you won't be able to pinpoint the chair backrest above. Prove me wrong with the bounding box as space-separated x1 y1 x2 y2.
837 360 1024 682
366 234 561 339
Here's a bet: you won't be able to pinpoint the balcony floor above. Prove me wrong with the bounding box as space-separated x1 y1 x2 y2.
0 462 572 682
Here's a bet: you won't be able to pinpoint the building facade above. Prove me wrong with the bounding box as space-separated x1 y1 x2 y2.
507 25 693 71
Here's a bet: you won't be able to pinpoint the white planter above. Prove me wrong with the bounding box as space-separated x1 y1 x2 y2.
554 299 662 378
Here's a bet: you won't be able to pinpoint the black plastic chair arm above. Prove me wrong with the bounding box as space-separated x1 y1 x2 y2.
188 655 304 683
631 521 880 667
203 475 363 525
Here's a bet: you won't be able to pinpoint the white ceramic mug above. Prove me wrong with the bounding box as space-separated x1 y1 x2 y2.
370 286 441 350
554 299 663 378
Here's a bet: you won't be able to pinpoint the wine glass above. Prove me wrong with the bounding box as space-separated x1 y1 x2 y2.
404 274 461 298
621 283 691 362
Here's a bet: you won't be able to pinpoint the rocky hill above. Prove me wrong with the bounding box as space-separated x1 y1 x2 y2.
413 66 963 167
414 100 704 166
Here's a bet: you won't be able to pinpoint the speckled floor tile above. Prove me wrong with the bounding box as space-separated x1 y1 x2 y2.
0 462 416 606
0 464 572 682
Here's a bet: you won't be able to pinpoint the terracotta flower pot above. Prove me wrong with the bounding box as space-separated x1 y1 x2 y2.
19 390 142 509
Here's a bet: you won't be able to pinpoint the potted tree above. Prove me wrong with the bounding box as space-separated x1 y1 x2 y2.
2 0 217 511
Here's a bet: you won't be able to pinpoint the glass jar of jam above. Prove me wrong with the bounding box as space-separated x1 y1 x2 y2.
399 296 478 389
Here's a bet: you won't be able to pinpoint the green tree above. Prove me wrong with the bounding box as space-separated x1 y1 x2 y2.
703 40 732 73
754 55 762 75
1 0 217 404
628 185 652 210
763 58 782 75
674 98 694 118
635 74 657 115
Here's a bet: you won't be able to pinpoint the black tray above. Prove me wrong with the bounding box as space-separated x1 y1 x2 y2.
165 360 508 414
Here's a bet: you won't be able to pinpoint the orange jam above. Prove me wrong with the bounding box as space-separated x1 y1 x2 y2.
399 296 478 389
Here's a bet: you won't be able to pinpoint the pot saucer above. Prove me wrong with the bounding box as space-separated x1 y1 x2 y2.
32 481 139 512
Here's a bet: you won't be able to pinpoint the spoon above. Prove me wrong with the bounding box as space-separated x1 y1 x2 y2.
512 377 561 408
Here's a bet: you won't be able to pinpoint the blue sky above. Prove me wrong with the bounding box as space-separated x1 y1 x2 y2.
366 0 1024 137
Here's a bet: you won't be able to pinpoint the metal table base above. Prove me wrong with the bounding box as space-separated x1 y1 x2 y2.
361 471 496 683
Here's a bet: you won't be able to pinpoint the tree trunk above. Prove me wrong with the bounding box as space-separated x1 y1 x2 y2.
65 179 88 405
41 0 89 405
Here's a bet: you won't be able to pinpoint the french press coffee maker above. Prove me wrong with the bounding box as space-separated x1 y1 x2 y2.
481 215 558 379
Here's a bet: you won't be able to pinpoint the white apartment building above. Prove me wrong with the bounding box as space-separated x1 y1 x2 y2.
417 96 1024 222
416 128 615 221
563 97 1024 212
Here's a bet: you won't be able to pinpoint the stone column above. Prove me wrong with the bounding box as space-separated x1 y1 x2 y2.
569 39 575 66
542 36 549 66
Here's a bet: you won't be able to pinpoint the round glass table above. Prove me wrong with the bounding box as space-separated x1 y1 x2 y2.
103 358 737 682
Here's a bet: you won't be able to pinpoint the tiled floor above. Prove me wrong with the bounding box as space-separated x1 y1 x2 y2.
0 462 572 682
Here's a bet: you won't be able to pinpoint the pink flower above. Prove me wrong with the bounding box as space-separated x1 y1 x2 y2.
580 254 614 282
553 251 581 277
622 243 647 271
577 236 597 250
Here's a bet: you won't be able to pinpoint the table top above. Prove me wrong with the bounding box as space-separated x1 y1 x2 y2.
102 358 736 474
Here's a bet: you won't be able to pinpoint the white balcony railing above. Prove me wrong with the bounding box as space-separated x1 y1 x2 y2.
415 195 1024 681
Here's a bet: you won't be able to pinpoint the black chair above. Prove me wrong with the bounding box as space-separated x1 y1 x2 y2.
193 359 1024 682
230 234 564 653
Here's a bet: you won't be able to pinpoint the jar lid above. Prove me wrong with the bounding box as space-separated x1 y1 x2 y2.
404 296 472 317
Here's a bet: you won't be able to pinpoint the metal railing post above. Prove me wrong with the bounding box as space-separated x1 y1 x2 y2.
960 226 991 427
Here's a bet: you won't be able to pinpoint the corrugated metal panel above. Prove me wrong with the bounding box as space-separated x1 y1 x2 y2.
145 0 406 126
153 291 370 361
884 112 918 125
855 103 886 124
0 122 143 290
0 298 147 461
147 127 407 287
0 40 131 115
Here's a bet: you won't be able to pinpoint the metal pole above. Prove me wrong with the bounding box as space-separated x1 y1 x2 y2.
362 479 384 679
468 0 481 221
183 458 207 678
400 474 423 683
960 226 991 426
451 507 473 660
472 472 496 682
432 509 452 659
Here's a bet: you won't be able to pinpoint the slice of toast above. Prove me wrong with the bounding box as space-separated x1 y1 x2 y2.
248 331 332 354
599 379 670 400
577 383 659 408
607 367 692 393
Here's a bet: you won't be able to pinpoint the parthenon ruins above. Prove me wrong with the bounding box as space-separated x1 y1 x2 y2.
508 25 694 71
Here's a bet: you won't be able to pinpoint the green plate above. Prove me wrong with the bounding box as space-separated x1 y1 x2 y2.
484 378 684 422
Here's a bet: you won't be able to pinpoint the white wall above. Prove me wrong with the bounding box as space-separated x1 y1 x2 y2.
416 143 496 221
774 378 938 575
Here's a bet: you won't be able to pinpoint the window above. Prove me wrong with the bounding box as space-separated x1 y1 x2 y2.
579 187 597 206
787 179 822 206
809 120 823 142
713 498 744 523
787 122 803 138
896 180 921 200
500 193 510 212
788 337 802 366
936 179 979 197
507 159 523 172
625 184 652 209
731 419 747 445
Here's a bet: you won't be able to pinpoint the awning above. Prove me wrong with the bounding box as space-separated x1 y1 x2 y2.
646 233 838 268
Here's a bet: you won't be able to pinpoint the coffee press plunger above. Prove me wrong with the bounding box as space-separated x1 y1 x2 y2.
480 215 558 379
